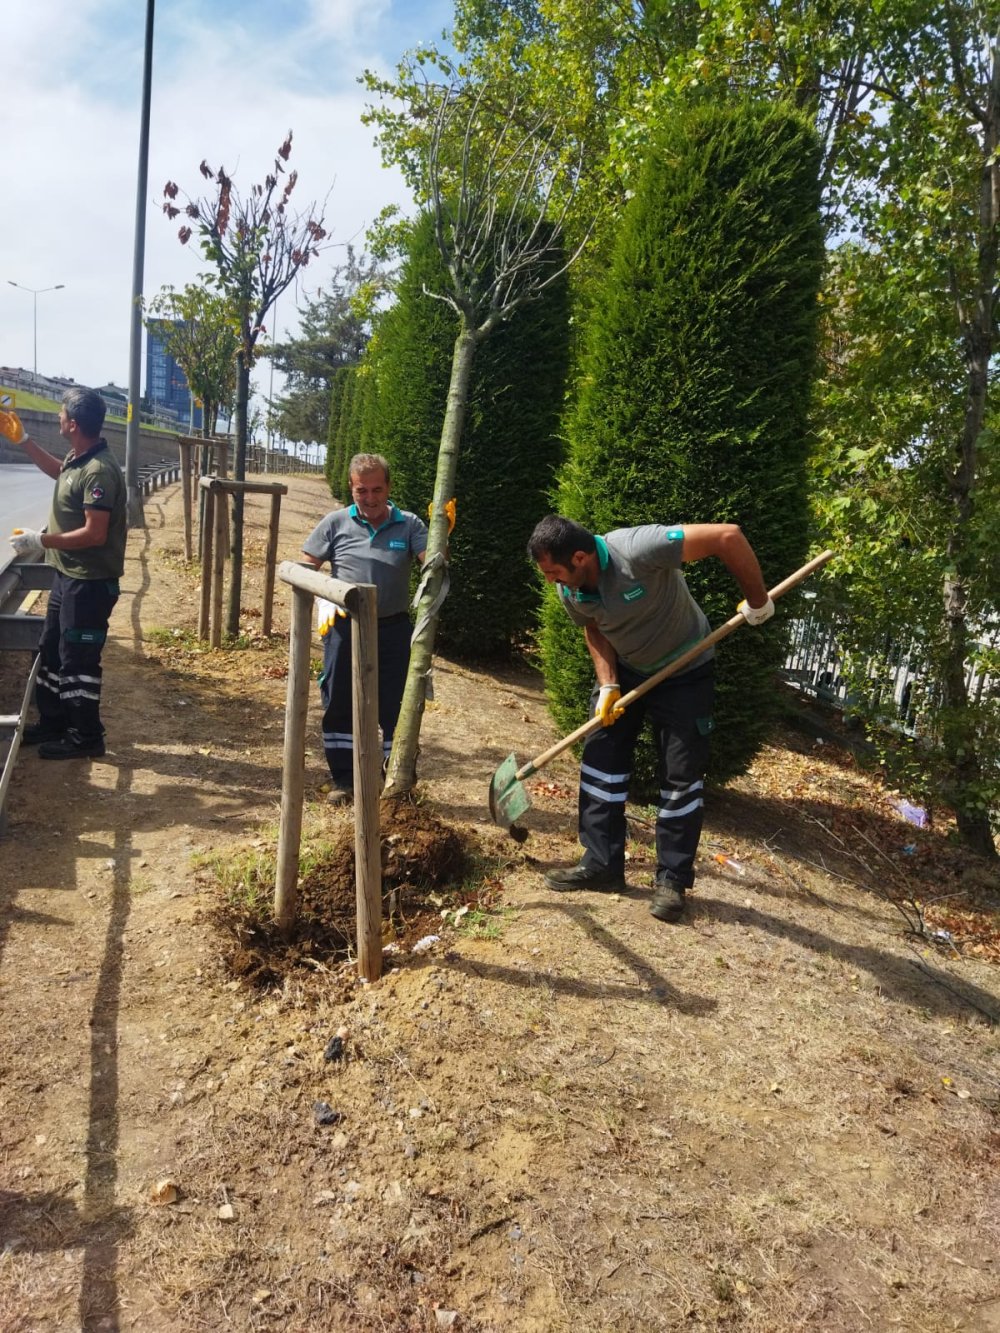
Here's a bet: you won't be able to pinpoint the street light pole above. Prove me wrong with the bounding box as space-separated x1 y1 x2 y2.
7 281 66 378
125 0 156 530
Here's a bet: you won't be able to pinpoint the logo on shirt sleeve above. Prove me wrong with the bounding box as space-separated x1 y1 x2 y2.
89 484 105 501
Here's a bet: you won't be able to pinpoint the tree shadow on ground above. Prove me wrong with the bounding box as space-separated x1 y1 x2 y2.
691 893 1000 1027
438 896 717 1017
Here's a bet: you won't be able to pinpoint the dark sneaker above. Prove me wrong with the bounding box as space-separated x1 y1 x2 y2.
544 862 626 893
650 881 686 923
38 735 106 760
22 722 67 746
326 782 354 806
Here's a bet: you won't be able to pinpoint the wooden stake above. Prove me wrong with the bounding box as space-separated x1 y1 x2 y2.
274 584 312 932
179 441 194 562
262 492 282 637
211 483 226 648
198 482 215 642
352 585 382 982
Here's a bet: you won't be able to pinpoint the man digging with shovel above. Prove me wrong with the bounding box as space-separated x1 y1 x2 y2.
527 516 773 923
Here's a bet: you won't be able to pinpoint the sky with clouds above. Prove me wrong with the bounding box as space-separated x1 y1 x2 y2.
2 0 452 406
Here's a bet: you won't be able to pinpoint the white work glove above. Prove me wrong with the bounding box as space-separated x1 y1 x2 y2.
738 596 775 626
595 683 625 726
10 528 45 560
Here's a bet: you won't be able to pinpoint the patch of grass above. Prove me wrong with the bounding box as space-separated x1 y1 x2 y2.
436 848 517 939
455 905 518 941
193 833 335 921
2 388 62 412
129 873 154 897
146 626 204 651
193 844 277 917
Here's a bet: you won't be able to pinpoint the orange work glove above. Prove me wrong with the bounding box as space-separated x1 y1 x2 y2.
427 498 457 534
0 409 27 445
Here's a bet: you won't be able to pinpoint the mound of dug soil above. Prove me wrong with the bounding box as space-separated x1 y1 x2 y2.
218 801 482 990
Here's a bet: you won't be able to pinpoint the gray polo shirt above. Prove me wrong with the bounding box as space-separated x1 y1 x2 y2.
302 503 428 618
558 525 713 675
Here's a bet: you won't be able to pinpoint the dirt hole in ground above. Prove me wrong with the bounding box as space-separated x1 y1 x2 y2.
213 800 494 990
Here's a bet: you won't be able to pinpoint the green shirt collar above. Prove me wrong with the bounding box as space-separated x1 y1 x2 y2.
563 535 609 604
349 502 404 536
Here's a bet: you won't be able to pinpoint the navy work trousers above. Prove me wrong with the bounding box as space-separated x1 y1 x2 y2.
36 571 120 744
578 661 715 889
319 613 411 785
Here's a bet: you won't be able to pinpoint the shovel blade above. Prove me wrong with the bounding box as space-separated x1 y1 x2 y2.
488 753 532 828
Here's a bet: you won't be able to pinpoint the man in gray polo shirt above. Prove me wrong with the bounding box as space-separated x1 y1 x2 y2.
528 515 773 922
302 453 428 803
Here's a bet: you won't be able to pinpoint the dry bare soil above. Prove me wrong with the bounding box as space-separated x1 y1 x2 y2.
2 475 1000 1333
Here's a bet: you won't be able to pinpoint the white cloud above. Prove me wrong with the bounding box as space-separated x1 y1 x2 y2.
0 0 449 396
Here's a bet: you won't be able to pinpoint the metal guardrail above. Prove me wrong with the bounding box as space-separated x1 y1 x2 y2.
139 462 181 495
0 560 52 834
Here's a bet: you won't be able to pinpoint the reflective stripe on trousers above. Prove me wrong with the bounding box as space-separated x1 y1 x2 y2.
36 571 119 744
578 661 714 889
318 615 411 782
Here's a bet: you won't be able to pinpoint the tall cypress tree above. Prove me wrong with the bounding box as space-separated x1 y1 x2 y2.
324 365 351 498
363 211 571 660
544 99 823 784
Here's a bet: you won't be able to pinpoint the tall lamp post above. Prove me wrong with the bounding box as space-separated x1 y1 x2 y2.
7 280 66 379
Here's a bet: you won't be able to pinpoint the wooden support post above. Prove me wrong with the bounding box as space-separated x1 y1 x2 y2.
352 585 382 982
179 442 194 562
274 585 313 932
198 482 215 642
196 443 207 562
211 483 227 648
262 492 282 637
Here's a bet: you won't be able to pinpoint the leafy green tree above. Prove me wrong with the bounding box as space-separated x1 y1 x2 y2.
360 210 570 660
543 99 824 786
163 133 328 636
809 6 1000 856
144 283 240 437
267 249 383 447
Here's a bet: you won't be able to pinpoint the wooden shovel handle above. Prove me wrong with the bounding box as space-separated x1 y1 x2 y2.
517 549 834 780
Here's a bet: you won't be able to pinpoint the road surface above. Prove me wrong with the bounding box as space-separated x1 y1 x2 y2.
0 465 53 575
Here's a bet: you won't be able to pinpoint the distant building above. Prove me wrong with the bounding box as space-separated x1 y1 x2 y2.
95 382 129 418
145 321 202 430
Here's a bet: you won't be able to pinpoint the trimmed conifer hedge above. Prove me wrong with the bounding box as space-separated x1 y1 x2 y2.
543 99 823 786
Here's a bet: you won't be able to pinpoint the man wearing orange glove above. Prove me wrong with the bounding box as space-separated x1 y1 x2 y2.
1 390 126 759
527 515 771 922
301 453 431 804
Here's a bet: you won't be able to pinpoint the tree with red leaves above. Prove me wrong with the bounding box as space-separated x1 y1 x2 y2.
163 132 329 637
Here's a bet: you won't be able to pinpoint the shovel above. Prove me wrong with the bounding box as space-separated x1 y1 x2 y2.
488 549 834 833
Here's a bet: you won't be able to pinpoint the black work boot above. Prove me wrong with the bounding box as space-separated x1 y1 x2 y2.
22 721 68 746
544 861 626 893
650 878 686 923
38 734 106 760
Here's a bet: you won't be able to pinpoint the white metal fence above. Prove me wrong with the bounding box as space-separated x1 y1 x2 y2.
781 603 999 734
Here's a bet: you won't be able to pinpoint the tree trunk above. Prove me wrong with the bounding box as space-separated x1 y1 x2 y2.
383 324 478 796
226 348 250 638
940 89 999 861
